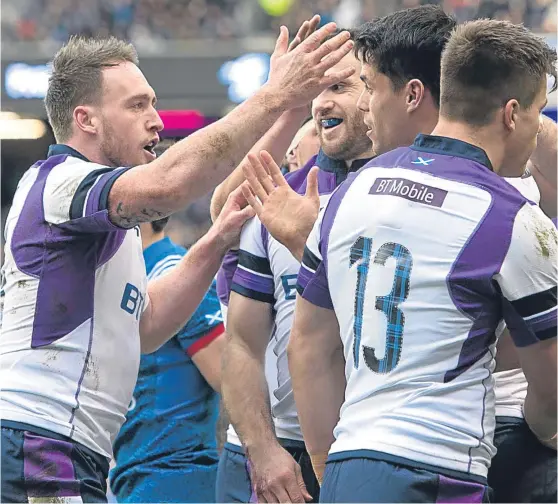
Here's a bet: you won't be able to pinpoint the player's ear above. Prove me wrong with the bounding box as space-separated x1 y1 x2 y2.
503 99 519 132
74 105 99 135
406 79 425 113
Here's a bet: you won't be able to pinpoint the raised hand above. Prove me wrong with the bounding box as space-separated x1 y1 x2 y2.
242 150 320 261
211 185 255 252
288 15 321 52
266 22 355 109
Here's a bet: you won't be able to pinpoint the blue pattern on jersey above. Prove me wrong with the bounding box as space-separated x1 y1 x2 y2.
350 237 373 368
110 237 222 502
349 238 413 374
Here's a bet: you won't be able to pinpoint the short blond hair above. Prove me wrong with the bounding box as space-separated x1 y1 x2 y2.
440 19 557 126
45 36 139 142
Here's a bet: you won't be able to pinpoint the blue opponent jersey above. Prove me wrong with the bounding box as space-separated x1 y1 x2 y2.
111 236 224 493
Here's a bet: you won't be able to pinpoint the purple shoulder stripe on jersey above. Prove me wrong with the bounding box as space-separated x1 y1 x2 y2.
97 223 126 267
217 250 239 307
23 432 81 498
261 222 270 253
443 195 520 382
299 261 334 309
526 309 557 335
232 267 274 295
84 167 128 217
436 475 487 503
319 171 360 275
284 154 338 196
376 146 527 381
297 264 314 293
58 209 125 234
11 156 126 348
284 155 317 192
503 299 557 347
553 217 557 228
12 155 69 278
299 171 361 310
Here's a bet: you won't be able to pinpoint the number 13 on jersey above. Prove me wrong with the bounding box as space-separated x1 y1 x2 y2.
350 237 413 374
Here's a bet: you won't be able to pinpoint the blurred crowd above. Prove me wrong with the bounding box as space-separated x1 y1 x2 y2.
3 0 556 45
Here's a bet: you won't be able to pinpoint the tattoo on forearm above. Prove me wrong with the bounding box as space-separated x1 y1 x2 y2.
111 201 166 228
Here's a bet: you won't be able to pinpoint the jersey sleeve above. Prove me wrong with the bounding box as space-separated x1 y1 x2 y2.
231 216 275 304
43 158 129 233
296 205 334 310
176 280 225 357
495 204 557 347
216 249 239 329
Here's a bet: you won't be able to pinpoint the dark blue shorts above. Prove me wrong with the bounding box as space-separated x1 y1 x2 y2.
489 416 557 503
1 421 110 503
215 440 320 503
320 453 492 503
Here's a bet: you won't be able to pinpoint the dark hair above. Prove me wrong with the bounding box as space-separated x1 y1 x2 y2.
45 36 138 142
326 27 357 41
354 5 457 106
440 19 557 126
151 217 170 233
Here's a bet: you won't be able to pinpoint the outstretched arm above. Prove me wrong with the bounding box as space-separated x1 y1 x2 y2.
139 187 253 353
210 16 321 222
210 109 308 222
109 23 354 228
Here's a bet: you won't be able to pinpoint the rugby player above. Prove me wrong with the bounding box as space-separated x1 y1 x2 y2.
0 23 356 502
288 18 556 502
283 118 320 174
242 8 558 501
218 34 376 503
110 164 225 502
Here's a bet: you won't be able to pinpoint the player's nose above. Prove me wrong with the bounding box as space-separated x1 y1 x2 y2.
356 89 368 112
149 110 164 133
312 93 334 118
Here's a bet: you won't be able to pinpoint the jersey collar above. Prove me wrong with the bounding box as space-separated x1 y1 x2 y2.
315 148 372 174
47 144 90 162
412 134 493 171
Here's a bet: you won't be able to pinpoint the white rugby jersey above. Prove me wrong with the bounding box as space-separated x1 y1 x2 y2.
231 214 303 440
0 145 148 459
297 135 557 479
227 154 368 443
217 251 281 446
493 176 542 418
229 162 339 441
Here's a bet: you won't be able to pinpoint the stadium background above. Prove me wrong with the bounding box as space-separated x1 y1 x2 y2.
2 0 557 254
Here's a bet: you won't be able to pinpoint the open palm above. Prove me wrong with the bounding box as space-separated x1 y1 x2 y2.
242 151 320 260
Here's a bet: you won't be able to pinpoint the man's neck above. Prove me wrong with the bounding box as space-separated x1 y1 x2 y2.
346 147 376 167
430 119 503 173
62 138 114 167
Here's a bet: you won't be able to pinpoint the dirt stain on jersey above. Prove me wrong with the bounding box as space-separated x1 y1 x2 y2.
534 220 557 258
85 356 100 391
